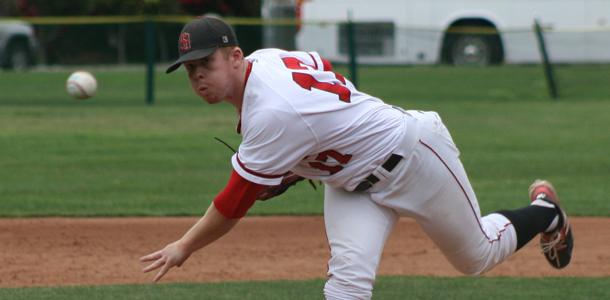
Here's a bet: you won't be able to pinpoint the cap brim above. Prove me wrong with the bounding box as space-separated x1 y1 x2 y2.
165 47 217 74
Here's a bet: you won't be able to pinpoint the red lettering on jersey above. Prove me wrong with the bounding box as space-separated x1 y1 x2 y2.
307 53 319 69
292 72 351 102
281 55 352 102
308 150 352 175
334 72 346 84
281 57 314 70
322 59 333 71
308 162 343 175
314 150 352 164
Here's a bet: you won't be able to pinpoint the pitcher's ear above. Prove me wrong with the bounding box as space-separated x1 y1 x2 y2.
231 47 244 62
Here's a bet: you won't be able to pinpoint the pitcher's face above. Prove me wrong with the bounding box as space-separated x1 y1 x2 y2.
184 49 233 104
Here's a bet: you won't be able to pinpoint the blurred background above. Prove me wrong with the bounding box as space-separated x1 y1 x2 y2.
0 0 262 68
1 0 610 69
0 1 608 218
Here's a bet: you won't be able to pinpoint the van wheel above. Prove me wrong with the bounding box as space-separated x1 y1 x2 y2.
450 34 494 66
4 41 32 70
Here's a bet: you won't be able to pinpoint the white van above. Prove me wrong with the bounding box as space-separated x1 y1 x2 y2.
0 21 37 70
264 0 610 65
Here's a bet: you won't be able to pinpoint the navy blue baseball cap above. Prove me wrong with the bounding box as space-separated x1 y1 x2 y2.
166 16 239 74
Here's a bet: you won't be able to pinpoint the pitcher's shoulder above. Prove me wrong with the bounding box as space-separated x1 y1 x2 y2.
246 48 286 60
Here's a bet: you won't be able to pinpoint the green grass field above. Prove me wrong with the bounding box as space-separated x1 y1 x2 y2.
1 65 609 298
1 277 609 300
1 65 609 217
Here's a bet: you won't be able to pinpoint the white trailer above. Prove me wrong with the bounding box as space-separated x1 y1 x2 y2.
268 0 610 65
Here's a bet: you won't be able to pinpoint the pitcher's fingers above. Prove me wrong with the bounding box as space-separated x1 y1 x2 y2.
153 263 171 282
140 251 162 262
142 258 165 273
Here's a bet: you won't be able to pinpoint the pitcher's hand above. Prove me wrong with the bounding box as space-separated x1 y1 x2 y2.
140 240 191 282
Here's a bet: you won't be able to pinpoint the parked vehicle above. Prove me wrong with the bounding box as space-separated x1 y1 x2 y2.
0 21 37 70
263 0 610 65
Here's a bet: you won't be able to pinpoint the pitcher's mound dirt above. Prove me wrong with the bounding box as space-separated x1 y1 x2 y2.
1 217 608 288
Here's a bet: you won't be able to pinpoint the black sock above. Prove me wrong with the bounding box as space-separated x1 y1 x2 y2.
496 205 558 251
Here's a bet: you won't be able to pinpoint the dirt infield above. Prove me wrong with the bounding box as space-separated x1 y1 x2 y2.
1 217 608 288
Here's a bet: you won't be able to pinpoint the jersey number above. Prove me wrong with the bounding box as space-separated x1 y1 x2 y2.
282 55 353 174
308 150 353 175
281 57 351 103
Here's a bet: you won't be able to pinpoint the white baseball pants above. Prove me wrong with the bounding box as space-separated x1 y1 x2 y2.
323 111 518 300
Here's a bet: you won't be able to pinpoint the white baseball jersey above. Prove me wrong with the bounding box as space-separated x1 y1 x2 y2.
231 49 408 189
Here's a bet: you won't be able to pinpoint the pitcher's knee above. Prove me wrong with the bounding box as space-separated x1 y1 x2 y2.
325 254 375 299
447 254 488 276
452 262 485 276
448 241 514 276
324 276 373 300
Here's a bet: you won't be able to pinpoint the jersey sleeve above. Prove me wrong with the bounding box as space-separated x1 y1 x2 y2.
232 108 317 186
213 170 267 219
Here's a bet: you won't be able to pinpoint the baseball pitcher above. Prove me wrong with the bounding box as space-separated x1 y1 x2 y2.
141 17 573 299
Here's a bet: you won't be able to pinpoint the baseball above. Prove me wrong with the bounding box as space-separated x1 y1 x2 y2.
66 71 97 99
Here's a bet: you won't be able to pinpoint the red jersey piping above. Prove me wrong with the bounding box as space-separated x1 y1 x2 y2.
237 60 253 134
